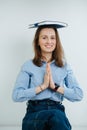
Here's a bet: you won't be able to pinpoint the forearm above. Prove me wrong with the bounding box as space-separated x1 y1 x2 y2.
12 87 36 102
63 85 83 102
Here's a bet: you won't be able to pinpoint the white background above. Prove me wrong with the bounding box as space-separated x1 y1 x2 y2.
0 0 87 127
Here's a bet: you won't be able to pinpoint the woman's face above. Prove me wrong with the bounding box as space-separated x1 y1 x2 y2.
38 28 56 55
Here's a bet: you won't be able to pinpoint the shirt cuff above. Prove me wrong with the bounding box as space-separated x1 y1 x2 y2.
23 87 36 98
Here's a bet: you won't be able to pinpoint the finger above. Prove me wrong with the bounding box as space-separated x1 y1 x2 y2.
45 72 48 75
46 64 49 74
47 64 52 75
47 63 50 72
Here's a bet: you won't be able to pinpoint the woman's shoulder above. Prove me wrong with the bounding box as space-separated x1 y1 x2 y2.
63 62 73 72
23 59 33 65
21 59 34 70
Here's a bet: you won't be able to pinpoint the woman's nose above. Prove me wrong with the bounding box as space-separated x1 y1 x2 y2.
47 38 51 43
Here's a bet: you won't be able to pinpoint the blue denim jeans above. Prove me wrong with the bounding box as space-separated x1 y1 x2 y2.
22 99 71 130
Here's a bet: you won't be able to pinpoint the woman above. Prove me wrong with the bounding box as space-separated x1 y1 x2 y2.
12 21 83 130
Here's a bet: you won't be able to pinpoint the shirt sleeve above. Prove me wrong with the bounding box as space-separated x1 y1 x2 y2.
63 64 83 102
12 65 36 102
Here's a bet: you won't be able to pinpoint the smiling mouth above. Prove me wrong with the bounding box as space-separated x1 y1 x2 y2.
45 45 53 48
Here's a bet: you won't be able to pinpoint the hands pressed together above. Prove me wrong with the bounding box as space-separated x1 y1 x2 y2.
42 63 55 90
37 63 64 94
36 63 64 94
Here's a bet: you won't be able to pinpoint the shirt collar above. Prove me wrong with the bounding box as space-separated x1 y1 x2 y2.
41 59 55 64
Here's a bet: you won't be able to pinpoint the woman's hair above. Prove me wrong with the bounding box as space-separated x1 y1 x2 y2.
33 26 65 67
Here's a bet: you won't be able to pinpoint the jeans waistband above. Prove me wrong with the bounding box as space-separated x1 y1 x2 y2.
28 99 62 105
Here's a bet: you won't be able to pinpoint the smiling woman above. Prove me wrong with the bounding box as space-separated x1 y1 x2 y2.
33 25 65 67
12 21 83 130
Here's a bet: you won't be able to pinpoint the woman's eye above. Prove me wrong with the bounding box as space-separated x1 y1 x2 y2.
42 37 46 39
51 37 55 39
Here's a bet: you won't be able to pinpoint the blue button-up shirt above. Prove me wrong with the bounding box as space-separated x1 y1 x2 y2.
12 60 83 102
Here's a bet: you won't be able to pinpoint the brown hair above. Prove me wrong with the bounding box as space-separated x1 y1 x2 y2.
33 26 65 67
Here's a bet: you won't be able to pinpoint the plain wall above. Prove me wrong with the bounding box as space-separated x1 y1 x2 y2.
0 0 87 127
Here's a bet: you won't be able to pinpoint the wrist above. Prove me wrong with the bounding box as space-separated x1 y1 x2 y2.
40 84 46 91
58 86 64 94
53 83 60 92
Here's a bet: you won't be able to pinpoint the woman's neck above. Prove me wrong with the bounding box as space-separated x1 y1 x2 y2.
41 53 52 63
